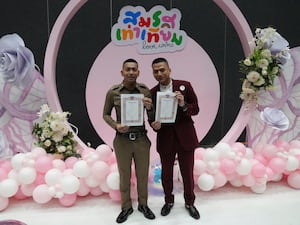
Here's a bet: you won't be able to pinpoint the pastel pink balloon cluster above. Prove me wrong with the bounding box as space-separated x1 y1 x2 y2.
1 140 300 212
0 144 131 211
194 140 300 193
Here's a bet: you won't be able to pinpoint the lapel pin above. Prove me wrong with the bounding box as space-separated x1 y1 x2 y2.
179 85 185 91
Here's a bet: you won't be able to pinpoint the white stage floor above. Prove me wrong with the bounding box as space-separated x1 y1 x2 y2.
1 181 300 225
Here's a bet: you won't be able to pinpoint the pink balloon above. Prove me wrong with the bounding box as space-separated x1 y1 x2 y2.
64 156 79 169
0 168 8 181
194 147 205 160
35 155 53 173
52 159 66 171
268 157 286 174
0 197 9 212
91 161 109 180
220 158 236 175
194 160 207 175
261 144 278 159
79 147 93 157
77 179 90 197
254 153 268 165
20 183 36 197
109 189 121 201
253 142 265 153
214 172 227 188
0 159 12 173
34 173 46 185
265 167 274 181
90 187 103 196
251 163 266 178
273 140 290 151
130 183 138 200
13 187 28 200
96 144 113 161
58 193 77 207
231 142 246 155
287 171 300 189
32 184 52 204
107 154 117 165
31 147 47 157
242 174 256 187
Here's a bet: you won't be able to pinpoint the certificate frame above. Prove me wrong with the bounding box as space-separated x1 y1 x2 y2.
155 92 178 123
121 94 144 126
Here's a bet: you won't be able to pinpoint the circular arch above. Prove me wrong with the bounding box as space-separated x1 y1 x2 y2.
43 0 255 149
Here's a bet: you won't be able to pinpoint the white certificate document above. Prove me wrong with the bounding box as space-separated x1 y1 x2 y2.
155 92 178 123
121 94 144 126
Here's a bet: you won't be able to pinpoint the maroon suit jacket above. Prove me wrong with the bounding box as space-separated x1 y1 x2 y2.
151 79 200 153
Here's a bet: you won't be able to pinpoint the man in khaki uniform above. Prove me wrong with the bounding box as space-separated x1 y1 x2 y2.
103 58 155 223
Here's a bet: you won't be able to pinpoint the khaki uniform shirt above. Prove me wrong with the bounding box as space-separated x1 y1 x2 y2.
103 82 155 133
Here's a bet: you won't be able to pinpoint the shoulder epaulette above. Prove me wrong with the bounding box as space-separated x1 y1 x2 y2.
137 82 148 89
110 84 121 90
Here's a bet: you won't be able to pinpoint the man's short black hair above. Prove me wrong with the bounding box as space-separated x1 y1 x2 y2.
123 58 138 66
152 57 169 66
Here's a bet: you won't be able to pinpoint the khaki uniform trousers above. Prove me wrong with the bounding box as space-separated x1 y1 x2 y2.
113 134 151 210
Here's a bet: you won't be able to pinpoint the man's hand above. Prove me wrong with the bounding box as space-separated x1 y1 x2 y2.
151 121 161 130
143 97 153 110
116 124 129 133
175 91 185 107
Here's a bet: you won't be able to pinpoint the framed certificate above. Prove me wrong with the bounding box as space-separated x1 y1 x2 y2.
121 94 144 126
155 92 178 123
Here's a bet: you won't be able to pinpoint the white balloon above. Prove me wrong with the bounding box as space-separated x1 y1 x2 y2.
21 183 35 196
99 180 110 193
32 184 52 204
272 173 283 182
194 160 207 175
45 168 63 186
286 156 299 171
229 177 243 187
203 148 219 162
73 160 90 178
91 161 109 180
7 170 18 180
236 158 252 175
197 173 215 191
10 153 26 170
106 172 120 190
17 167 37 184
250 183 267 194
60 175 80 194
77 180 90 196
214 142 232 159
85 174 100 188
0 179 18 197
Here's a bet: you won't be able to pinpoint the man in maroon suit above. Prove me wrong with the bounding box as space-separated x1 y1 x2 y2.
150 57 200 220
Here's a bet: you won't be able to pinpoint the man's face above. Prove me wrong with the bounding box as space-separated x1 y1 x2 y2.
152 62 171 86
121 62 139 83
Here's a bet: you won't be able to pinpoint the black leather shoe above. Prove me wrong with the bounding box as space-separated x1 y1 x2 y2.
138 205 155 220
116 207 133 223
185 204 200 219
161 203 174 216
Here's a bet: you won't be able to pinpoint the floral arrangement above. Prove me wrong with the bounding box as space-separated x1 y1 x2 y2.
32 104 80 160
239 27 290 106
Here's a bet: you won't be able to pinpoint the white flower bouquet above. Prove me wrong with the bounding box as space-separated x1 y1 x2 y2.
32 104 80 160
239 27 290 106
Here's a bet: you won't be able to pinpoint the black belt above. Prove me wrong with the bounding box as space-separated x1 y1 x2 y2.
117 131 146 141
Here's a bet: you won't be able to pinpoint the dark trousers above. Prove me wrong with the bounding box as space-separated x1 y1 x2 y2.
159 138 195 205
113 134 151 209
